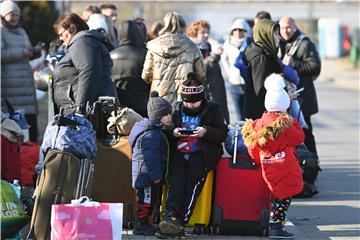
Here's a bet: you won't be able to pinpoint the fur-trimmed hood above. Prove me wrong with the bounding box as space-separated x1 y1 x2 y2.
242 112 294 148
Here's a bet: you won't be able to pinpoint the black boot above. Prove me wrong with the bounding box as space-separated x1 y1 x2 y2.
133 221 156 236
269 222 294 239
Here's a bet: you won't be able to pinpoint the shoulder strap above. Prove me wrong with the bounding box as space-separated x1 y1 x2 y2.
2 98 15 116
287 34 307 56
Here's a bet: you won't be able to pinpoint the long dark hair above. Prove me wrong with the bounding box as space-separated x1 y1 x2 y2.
53 13 89 35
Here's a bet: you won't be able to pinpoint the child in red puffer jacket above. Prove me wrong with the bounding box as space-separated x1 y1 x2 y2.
242 73 304 239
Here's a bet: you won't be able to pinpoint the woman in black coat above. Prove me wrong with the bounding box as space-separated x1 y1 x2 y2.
110 20 150 117
52 13 117 114
243 19 283 120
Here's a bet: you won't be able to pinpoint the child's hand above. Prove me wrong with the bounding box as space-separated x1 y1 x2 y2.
154 179 160 184
194 126 207 138
173 128 182 137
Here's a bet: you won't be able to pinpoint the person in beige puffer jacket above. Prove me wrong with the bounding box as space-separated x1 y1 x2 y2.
142 12 206 103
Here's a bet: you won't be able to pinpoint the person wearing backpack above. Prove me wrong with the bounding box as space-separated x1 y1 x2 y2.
128 91 172 236
278 16 321 156
221 18 252 121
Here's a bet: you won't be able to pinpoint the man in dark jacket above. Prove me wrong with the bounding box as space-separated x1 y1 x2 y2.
110 20 149 117
279 16 321 155
53 13 118 114
158 73 228 239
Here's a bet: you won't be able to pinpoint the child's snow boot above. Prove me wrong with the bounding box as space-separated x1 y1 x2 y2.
269 222 294 239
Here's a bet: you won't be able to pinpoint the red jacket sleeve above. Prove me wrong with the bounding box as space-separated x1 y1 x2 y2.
247 143 261 165
284 119 305 146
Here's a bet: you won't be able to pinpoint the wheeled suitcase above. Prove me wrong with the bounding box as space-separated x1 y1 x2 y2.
27 150 94 240
213 122 271 236
1 135 21 183
91 136 137 228
20 141 40 186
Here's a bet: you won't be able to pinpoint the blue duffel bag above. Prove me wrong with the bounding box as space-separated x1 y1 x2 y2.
224 123 248 157
41 113 97 161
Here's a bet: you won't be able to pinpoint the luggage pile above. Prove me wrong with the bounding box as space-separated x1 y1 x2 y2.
3 95 321 239
1 99 41 239
27 97 143 239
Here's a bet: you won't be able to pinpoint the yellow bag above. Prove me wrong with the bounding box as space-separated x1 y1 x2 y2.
160 171 214 227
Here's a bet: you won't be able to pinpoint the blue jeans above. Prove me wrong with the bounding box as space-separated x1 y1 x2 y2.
229 84 245 121
289 100 308 129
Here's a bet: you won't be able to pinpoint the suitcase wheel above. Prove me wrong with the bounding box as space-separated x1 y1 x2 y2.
192 224 203 235
204 225 213 235
260 208 270 236
261 227 269 237
213 225 221 235
127 220 134 229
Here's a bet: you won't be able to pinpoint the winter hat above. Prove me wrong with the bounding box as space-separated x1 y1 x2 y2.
181 73 205 103
230 18 252 37
147 91 172 121
0 0 20 17
87 13 108 34
264 73 290 112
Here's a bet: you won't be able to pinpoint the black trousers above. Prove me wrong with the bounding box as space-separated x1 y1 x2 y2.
25 113 38 143
303 115 317 155
136 184 160 222
165 150 207 224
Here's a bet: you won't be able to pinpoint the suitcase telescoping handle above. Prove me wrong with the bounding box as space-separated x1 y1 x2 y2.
98 96 116 103
232 121 245 164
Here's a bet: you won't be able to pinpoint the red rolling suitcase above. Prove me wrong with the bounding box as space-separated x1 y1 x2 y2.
212 123 272 236
1 135 21 183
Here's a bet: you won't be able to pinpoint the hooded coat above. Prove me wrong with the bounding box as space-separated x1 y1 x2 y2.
221 18 252 86
52 30 117 114
243 20 283 120
242 112 304 199
1 19 37 115
111 20 149 117
128 118 168 188
142 33 206 103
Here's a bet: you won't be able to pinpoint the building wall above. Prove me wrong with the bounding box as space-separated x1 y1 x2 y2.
69 1 359 40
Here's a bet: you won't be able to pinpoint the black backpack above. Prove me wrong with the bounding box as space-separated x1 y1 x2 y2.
295 144 321 198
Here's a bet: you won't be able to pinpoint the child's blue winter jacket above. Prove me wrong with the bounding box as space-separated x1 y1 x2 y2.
128 118 168 189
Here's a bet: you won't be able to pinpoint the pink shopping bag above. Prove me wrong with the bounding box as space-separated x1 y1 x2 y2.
51 197 123 240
